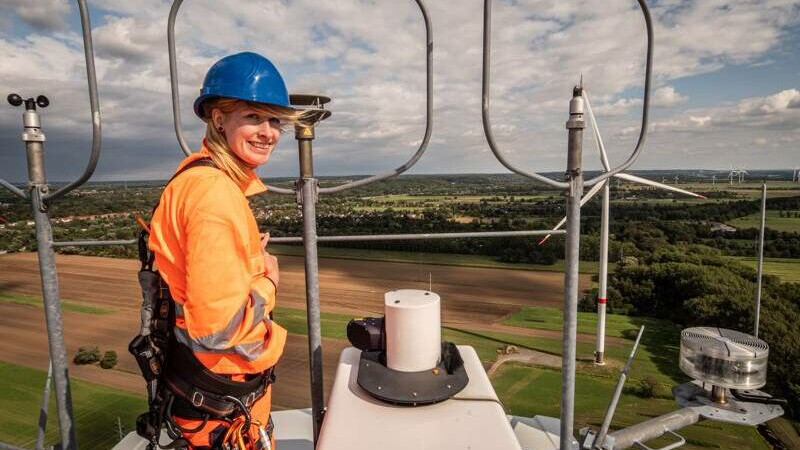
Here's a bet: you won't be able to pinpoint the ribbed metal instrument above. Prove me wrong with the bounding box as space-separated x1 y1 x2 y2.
679 327 768 389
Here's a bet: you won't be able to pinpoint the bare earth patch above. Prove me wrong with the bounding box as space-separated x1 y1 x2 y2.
0 252 590 409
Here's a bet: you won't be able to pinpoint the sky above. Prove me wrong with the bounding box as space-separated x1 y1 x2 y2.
0 0 798 182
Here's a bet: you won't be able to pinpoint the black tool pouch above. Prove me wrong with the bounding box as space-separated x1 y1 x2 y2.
129 230 166 384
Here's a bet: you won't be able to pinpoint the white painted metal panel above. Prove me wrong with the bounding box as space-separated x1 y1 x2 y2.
317 346 521 450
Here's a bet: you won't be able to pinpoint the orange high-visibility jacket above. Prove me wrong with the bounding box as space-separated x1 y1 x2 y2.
149 146 286 375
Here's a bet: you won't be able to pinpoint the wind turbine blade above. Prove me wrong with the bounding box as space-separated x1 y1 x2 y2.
539 180 607 244
614 173 706 199
583 90 611 170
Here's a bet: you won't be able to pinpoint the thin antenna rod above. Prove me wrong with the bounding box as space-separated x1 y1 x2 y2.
593 326 645 449
35 360 53 450
754 182 766 337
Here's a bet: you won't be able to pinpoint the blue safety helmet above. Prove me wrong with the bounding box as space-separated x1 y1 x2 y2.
193 52 292 119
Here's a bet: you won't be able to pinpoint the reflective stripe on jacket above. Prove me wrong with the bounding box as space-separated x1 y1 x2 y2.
149 146 286 375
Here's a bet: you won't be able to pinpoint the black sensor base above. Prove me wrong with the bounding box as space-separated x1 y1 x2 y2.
356 342 469 406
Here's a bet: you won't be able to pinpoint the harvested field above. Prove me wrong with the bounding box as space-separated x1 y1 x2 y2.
0 252 589 409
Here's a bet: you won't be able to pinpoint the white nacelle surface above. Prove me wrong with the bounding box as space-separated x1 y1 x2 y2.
317 345 521 450
113 346 567 450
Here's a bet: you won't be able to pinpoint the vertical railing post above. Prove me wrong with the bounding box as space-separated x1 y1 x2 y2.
296 121 325 444
560 86 585 450
754 182 766 338
18 99 77 450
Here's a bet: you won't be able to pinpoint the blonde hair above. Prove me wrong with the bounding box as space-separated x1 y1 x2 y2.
203 98 305 187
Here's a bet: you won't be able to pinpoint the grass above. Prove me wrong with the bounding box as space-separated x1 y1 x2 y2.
501 307 686 384
0 361 146 449
492 364 770 450
727 210 800 233
732 257 800 283
0 292 112 315
503 306 670 339
361 194 546 203
273 306 354 341
269 244 601 274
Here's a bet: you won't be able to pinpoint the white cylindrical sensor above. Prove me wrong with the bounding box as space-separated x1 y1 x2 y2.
384 289 441 372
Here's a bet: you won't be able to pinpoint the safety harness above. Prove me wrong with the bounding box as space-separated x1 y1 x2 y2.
129 158 274 449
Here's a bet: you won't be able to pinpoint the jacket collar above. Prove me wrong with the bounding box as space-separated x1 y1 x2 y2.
175 142 268 197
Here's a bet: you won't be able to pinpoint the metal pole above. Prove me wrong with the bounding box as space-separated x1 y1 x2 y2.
36 360 53 450
49 229 567 248
606 408 700 450
754 182 766 337
560 86 585 450
18 101 77 450
593 326 645 449
296 123 325 444
595 180 610 365
32 179 77 450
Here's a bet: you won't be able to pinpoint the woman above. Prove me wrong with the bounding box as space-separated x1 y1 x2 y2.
148 52 302 449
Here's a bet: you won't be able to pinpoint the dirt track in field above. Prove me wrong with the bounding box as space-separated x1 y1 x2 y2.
0 252 591 409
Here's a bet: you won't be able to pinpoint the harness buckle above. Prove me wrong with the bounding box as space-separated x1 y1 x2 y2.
191 391 204 407
245 392 257 407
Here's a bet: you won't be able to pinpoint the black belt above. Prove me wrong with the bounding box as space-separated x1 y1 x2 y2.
165 339 275 419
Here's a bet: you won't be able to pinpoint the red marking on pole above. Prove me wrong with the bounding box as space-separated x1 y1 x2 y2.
538 235 550 245
598 298 607 305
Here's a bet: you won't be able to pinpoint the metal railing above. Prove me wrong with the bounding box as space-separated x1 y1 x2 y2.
481 1 654 447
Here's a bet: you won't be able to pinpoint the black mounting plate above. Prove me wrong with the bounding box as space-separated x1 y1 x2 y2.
356 343 469 406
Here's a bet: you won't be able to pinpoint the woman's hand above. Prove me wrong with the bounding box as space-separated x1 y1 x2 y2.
261 233 279 289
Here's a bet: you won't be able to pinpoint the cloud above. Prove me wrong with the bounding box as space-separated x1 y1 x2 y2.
652 86 688 107
689 115 711 127
1 0 800 181
737 89 800 116
0 0 70 31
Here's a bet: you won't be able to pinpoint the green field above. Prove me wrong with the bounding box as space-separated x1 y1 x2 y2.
501 307 685 384
269 244 602 274
0 362 146 449
492 364 770 450
0 293 112 315
732 257 800 283
362 194 547 203
727 210 800 233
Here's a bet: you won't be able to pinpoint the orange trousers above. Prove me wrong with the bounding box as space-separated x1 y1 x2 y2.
172 386 274 449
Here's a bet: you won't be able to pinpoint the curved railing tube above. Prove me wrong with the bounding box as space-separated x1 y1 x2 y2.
167 0 433 196
481 0 653 189
0 179 27 199
318 0 432 195
44 0 102 202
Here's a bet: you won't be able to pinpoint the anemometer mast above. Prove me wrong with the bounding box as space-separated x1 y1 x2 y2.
2 1 101 449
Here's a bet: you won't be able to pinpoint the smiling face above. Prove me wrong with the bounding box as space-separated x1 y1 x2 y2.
211 101 283 167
